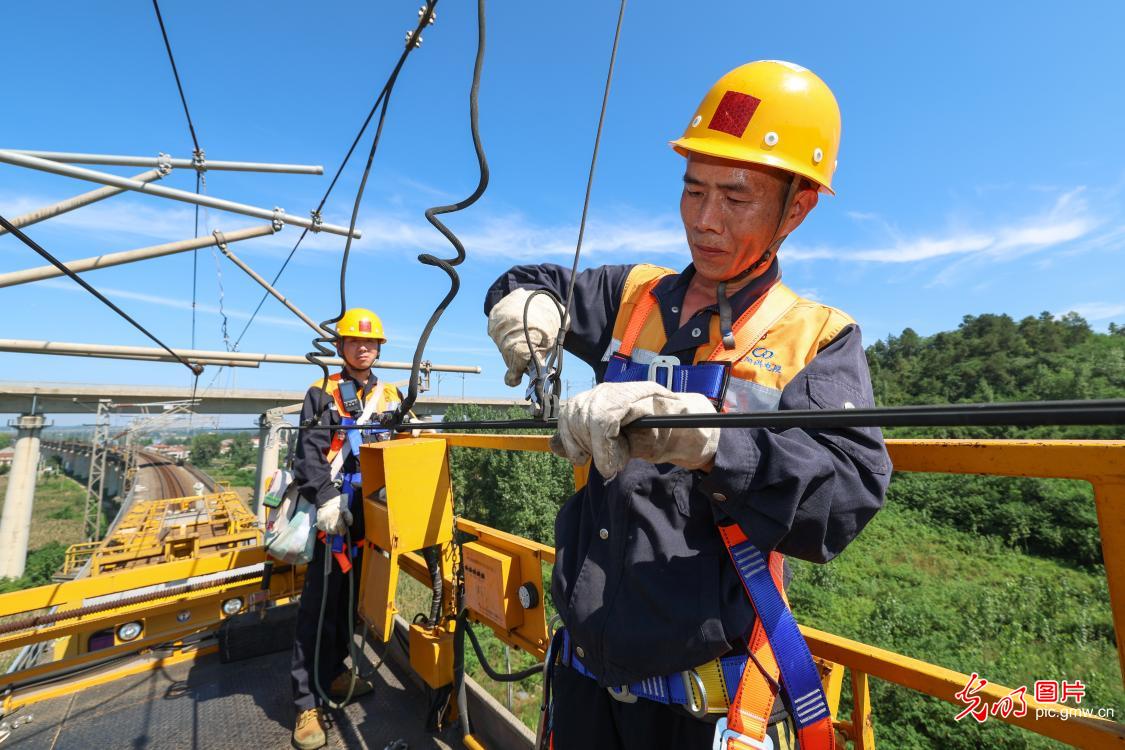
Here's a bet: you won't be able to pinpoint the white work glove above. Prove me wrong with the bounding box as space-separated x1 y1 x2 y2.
549 381 720 479
487 288 562 387
315 494 352 535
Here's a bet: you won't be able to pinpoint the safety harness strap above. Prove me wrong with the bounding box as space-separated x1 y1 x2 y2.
720 524 835 750
705 282 797 363
616 277 663 358
326 381 388 475
603 355 731 405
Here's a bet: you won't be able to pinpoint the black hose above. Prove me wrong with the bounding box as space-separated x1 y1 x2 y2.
422 545 444 626
453 609 471 737
464 618 544 682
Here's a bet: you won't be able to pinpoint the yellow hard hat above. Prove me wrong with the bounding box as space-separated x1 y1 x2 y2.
335 308 386 342
670 60 841 194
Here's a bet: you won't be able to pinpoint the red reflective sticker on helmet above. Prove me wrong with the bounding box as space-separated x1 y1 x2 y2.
359 319 372 333
708 91 761 138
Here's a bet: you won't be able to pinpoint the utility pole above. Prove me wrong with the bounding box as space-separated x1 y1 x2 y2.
83 400 111 542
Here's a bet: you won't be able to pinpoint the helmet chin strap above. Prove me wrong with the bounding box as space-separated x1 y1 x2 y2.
717 174 802 349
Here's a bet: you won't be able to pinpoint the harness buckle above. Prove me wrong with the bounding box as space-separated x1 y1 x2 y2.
680 669 709 718
647 355 679 390
712 718 773 750
607 684 637 704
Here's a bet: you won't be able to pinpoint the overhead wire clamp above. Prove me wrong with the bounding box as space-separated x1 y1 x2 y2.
272 206 286 232
309 209 324 233
191 148 207 173
404 30 423 48
212 229 229 253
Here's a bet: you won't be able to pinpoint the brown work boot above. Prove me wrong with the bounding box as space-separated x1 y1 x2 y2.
329 671 376 701
293 708 326 750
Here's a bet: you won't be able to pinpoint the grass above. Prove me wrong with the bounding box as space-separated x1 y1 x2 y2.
0 473 88 552
788 503 1122 749
392 503 1122 748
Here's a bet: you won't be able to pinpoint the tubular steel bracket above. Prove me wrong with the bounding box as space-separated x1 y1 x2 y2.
417 360 433 394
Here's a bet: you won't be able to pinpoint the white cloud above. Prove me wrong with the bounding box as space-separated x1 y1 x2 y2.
788 187 1104 265
3 183 1116 274
1060 302 1125 321
38 278 308 331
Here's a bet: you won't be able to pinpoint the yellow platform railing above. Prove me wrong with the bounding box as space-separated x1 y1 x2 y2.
4 437 1123 749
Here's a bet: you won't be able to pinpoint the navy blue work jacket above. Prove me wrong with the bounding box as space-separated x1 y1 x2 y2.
484 261 891 686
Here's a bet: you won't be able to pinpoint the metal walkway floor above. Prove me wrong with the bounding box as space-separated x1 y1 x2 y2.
7 639 465 750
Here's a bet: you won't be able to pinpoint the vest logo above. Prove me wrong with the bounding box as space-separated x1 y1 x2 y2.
743 348 782 374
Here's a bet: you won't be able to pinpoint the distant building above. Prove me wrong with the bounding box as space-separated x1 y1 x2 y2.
163 445 190 461
0 446 14 467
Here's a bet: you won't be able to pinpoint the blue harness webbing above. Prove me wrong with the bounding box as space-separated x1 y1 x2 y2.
560 629 748 709
721 528 830 729
603 353 730 405
586 352 834 748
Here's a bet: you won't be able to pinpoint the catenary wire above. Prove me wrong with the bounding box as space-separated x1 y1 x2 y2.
306 1 442 410
234 4 439 354
0 214 203 376
547 0 628 380
151 0 201 152
380 398 1125 432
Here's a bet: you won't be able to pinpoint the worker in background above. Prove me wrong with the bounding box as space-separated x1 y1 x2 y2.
485 61 890 749
290 308 401 750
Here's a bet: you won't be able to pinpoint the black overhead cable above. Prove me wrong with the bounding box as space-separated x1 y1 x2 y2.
151 0 200 153
0 214 203 376
554 0 627 371
232 5 438 353
378 399 1125 432
151 0 205 400
305 0 443 407
522 0 626 420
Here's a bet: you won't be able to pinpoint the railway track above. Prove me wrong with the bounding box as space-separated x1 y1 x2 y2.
137 450 202 499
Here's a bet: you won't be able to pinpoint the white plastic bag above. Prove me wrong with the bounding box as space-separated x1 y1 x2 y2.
263 472 316 565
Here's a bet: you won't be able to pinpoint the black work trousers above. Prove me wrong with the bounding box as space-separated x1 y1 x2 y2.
291 536 362 712
551 665 799 750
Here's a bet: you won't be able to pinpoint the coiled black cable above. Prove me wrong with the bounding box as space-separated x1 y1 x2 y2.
394 0 490 425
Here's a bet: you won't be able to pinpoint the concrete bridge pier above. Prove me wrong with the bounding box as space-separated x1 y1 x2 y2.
0 414 47 579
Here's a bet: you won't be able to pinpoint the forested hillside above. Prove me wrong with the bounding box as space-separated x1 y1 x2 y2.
441 313 1124 748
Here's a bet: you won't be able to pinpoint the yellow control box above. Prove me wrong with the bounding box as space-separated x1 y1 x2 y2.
462 541 524 630
409 621 455 689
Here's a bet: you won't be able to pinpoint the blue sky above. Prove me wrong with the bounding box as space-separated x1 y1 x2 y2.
2 1 1123 425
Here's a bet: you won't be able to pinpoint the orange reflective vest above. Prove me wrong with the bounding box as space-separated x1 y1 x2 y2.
605 264 848 749
310 373 401 466
608 263 854 411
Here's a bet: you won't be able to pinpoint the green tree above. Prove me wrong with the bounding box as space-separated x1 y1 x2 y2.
190 432 223 467
228 432 256 467
444 404 574 544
